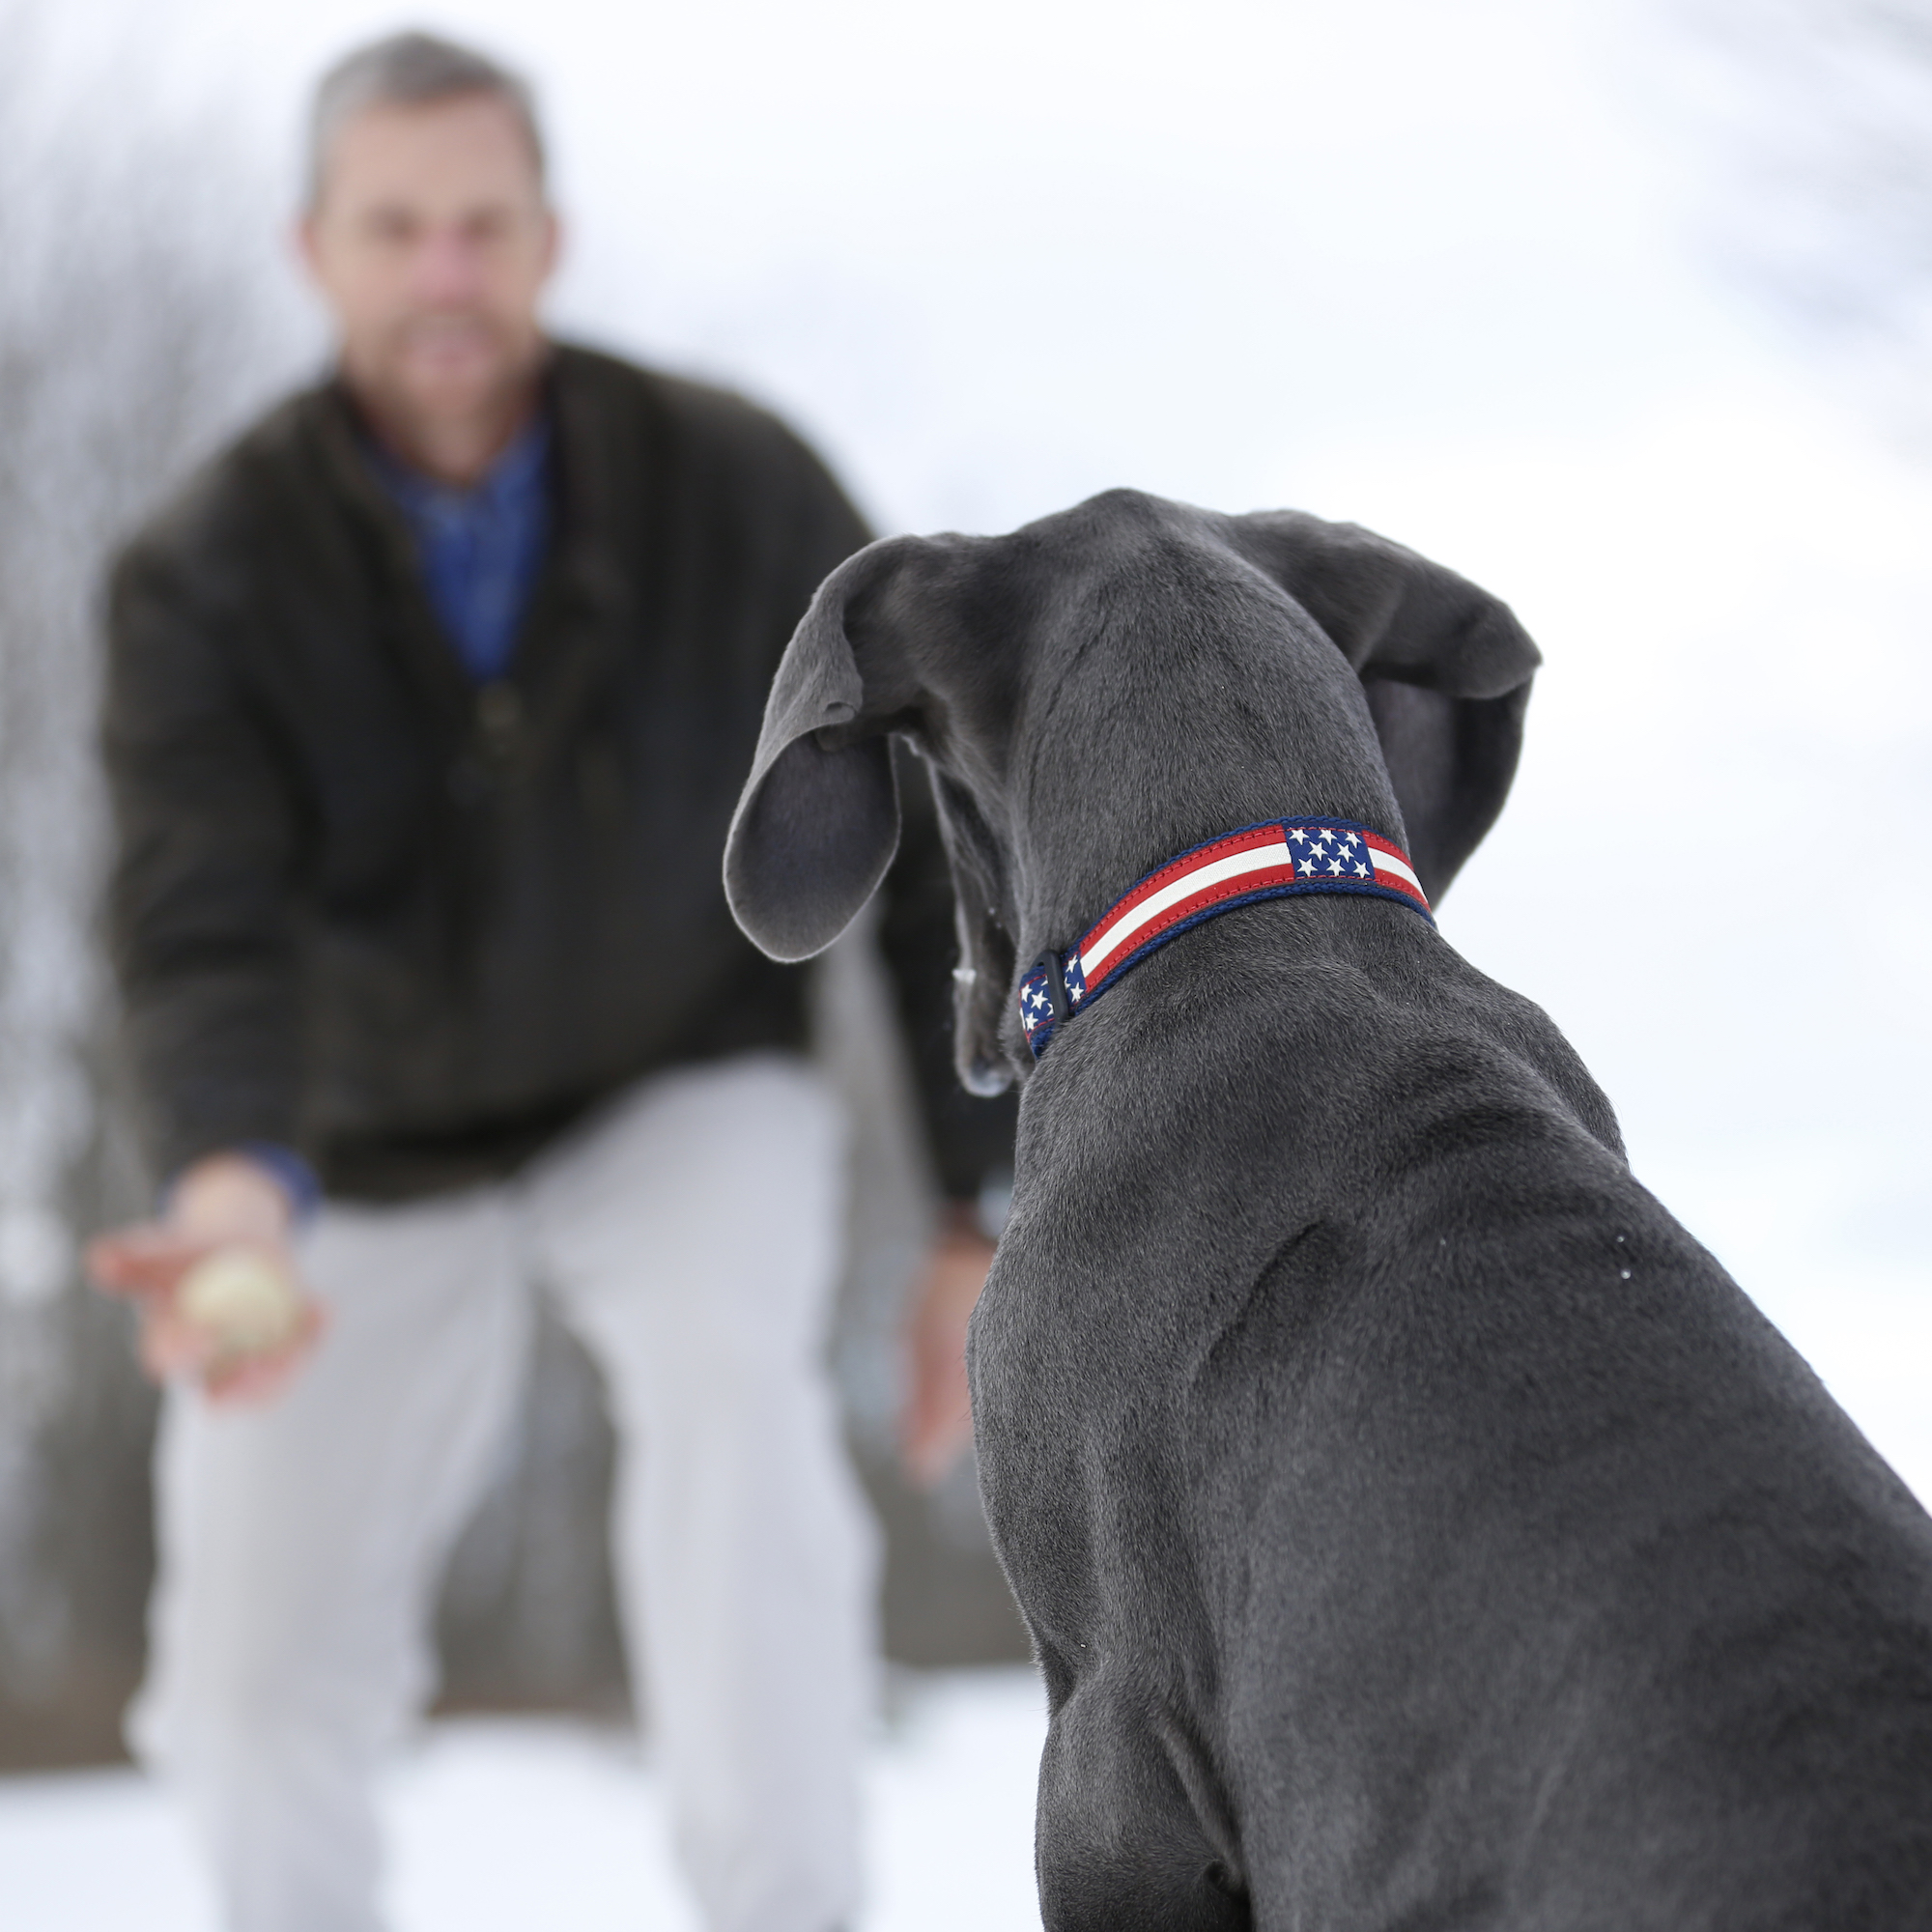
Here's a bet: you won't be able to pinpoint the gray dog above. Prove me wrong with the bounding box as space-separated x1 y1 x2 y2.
724 490 1932 1930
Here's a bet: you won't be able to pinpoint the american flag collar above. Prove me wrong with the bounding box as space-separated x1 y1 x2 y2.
1017 816 1432 1060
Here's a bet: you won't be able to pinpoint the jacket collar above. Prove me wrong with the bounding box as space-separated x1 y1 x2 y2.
305 346 642 771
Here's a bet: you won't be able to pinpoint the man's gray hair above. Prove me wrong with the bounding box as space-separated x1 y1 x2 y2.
307 30 546 207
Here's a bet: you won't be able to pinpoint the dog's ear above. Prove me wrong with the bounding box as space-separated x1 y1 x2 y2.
1227 511 1541 901
724 544 905 962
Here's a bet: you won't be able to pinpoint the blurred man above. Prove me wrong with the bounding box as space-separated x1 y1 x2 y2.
88 32 1007 1932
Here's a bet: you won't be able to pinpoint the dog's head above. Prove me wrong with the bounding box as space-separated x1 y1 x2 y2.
724 490 1539 1092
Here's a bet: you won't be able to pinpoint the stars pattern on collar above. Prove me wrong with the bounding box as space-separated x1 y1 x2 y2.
1017 815 1430 1060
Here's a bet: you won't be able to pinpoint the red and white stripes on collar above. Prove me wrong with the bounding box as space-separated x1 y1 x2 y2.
1018 817 1432 1059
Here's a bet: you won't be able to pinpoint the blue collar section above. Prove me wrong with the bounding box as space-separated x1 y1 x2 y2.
1018 815 1433 1059
366 409 554 684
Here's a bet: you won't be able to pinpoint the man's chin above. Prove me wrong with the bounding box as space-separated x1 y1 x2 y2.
394 355 515 416
356 349 539 445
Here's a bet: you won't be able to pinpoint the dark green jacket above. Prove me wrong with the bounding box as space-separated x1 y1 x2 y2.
104 343 1010 1201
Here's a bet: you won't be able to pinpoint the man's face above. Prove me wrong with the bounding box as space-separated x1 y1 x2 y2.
299 92 557 430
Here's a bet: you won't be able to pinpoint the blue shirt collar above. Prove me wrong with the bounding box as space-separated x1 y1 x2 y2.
363 406 555 684
366 409 553 520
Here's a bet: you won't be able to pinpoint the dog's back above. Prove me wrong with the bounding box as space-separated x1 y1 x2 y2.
978 900 1932 1929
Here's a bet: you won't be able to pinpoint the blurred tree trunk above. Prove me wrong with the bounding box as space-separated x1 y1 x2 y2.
0 5 303 1767
1664 0 1932 451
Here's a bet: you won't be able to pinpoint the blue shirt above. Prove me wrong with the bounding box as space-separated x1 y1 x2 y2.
369 412 554 683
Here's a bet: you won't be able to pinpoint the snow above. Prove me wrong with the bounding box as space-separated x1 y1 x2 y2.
0 1669 1048 1932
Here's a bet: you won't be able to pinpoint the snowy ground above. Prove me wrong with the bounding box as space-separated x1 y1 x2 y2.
0 1669 1047 1932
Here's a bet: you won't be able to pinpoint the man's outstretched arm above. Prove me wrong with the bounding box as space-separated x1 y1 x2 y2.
92 528 324 1402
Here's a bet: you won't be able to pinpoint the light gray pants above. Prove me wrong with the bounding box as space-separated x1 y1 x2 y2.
130 1053 877 1932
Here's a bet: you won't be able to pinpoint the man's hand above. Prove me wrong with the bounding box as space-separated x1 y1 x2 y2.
85 1153 324 1406
900 1205 998 1488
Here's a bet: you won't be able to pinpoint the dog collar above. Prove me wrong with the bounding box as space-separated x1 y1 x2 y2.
1017 817 1431 1059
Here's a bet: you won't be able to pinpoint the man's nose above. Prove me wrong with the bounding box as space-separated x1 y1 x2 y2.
412 226 487 302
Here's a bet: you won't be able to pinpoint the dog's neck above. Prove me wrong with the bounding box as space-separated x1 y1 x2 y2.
1000 610 1408 980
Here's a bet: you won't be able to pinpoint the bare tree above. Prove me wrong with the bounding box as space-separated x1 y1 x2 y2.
1662 0 1932 449
0 5 300 1763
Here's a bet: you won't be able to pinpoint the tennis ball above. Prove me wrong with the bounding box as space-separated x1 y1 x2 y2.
176 1248 301 1360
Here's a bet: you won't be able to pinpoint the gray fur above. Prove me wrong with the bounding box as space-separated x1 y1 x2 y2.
726 489 1932 1929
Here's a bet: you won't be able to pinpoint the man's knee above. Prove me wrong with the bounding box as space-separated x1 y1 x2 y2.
135 1648 400 1786
138 1552 428 1779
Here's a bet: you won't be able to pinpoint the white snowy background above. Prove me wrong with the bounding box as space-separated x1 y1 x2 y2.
3 0 1928 1925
